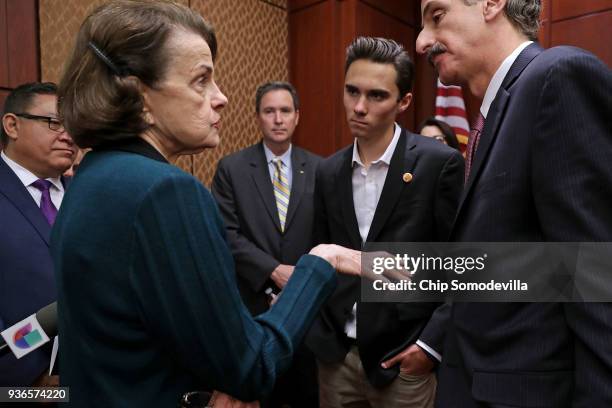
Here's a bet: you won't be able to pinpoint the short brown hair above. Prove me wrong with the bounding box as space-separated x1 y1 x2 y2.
255 82 299 113
345 37 414 98
58 0 217 148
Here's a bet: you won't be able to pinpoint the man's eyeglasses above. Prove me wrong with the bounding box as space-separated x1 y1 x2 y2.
14 113 64 132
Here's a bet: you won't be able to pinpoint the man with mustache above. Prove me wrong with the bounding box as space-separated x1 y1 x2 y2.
306 37 464 407
212 81 321 407
0 82 76 387
417 0 612 406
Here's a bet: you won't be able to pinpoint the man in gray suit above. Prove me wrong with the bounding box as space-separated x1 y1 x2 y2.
212 81 320 407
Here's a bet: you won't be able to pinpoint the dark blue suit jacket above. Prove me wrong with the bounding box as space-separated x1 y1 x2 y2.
438 44 612 407
212 142 321 315
0 158 61 385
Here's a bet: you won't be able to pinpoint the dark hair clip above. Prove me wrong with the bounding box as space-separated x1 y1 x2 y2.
88 41 127 76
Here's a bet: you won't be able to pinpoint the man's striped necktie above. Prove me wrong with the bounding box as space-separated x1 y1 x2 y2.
272 158 290 232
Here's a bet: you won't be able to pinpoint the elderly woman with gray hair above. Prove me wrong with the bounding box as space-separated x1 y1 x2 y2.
52 1 361 406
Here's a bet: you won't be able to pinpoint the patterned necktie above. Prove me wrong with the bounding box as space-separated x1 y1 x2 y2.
31 179 58 225
272 158 290 232
464 112 485 183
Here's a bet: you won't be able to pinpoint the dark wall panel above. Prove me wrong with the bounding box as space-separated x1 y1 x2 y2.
552 0 610 21
360 0 416 26
413 1 437 131
289 1 338 156
539 20 550 48
0 0 9 87
6 0 39 87
288 0 324 12
414 52 436 129
356 2 414 56
551 10 612 66
538 0 551 47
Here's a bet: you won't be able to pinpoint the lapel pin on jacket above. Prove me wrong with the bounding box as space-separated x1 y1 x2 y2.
402 172 413 183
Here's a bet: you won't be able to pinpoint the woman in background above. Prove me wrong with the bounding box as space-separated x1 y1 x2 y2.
53 1 360 407
418 117 460 150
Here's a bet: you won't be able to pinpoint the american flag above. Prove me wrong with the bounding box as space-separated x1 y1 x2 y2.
435 79 469 153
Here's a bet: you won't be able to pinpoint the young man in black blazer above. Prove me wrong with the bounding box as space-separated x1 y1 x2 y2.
306 37 464 408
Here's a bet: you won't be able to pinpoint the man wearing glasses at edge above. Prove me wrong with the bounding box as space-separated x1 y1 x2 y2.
0 82 77 387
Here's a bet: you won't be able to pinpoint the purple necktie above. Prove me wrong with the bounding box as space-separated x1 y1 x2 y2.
464 112 485 184
31 179 58 225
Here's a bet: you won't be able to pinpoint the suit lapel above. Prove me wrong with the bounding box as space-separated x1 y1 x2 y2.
249 142 282 232
338 147 363 249
367 130 416 242
0 159 51 246
284 147 306 230
462 90 510 196
454 44 543 222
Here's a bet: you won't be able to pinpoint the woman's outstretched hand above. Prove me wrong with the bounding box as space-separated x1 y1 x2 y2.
309 246 410 282
309 244 361 276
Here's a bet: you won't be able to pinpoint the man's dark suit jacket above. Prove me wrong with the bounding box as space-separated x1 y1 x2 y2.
437 44 612 407
212 142 321 315
0 158 64 385
306 128 464 387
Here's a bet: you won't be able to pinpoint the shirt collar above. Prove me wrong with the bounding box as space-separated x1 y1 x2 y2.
1 150 64 191
263 142 292 166
352 123 401 167
480 41 533 119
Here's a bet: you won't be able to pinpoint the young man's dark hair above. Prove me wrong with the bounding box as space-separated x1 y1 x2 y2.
255 81 300 113
1 82 57 146
345 36 414 98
